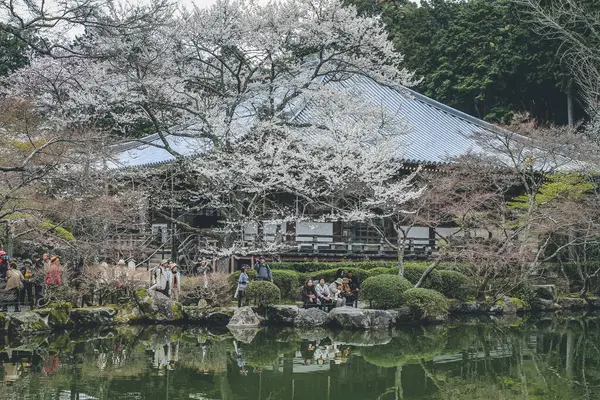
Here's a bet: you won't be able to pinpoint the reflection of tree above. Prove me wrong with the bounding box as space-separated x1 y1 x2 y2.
244 331 297 368
363 326 448 367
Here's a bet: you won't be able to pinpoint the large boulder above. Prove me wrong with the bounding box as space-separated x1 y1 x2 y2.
184 306 234 325
388 307 414 324
494 297 527 315
7 312 50 334
294 308 329 328
227 307 260 327
328 307 394 330
70 307 119 327
266 306 300 325
557 297 588 311
535 298 558 311
33 302 73 329
532 285 557 301
135 289 185 322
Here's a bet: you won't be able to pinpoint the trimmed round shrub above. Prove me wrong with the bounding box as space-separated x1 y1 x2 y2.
402 288 449 319
245 281 281 308
429 270 474 300
361 274 413 309
271 270 300 300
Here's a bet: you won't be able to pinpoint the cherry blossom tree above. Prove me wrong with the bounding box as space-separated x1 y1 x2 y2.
4 0 422 261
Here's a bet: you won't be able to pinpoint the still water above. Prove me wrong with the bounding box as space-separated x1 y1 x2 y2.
0 315 599 399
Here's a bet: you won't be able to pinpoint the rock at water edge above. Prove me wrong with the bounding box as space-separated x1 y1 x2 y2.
227 307 260 327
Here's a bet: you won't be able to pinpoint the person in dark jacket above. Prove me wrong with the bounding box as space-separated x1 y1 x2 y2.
346 271 360 308
301 279 320 309
254 256 272 281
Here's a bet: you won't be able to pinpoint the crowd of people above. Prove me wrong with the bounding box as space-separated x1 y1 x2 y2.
0 252 63 312
300 270 360 310
149 259 184 301
235 258 360 310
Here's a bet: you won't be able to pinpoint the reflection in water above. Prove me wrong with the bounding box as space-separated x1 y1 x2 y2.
0 316 600 399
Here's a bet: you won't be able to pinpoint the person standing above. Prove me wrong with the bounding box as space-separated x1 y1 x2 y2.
31 254 44 307
5 262 23 312
346 271 360 308
19 260 34 307
253 256 272 282
170 264 182 301
0 251 9 281
235 265 250 308
150 261 171 297
45 256 62 286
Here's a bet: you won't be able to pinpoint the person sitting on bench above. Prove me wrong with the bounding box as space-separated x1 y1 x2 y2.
301 279 320 309
315 279 334 310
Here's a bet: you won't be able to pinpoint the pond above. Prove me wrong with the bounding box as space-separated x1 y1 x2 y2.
0 315 599 399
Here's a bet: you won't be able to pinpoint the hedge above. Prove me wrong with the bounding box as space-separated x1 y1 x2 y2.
229 262 475 301
272 270 301 300
269 261 431 273
402 288 449 319
245 281 281 308
362 274 413 309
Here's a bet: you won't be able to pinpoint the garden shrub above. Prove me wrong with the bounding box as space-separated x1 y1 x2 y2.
427 270 474 300
271 270 300 299
270 261 437 273
511 281 542 309
361 274 413 309
402 288 449 319
309 268 370 284
367 267 398 277
245 281 281 308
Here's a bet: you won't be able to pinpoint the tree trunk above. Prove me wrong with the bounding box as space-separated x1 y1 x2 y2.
414 259 441 288
567 80 574 127
476 275 490 302
397 234 406 276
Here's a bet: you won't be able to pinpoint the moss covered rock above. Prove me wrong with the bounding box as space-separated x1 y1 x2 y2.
183 306 234 325
134 289 185 323
402 288 449 323
34 302 73 328
70 307 118 327
7 312 51 334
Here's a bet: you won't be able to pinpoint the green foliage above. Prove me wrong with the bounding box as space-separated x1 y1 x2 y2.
362 326 448 366
40 220 75 241
348 0 573 125
508 173 593 211
308 267 369 284
245 281 281 308
361 274 413 309
268 262 474 300
0 32 29 77
367 267 398 277
511 282 542 310
433 270 475 300
271 270 300 300
402 288 449 319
